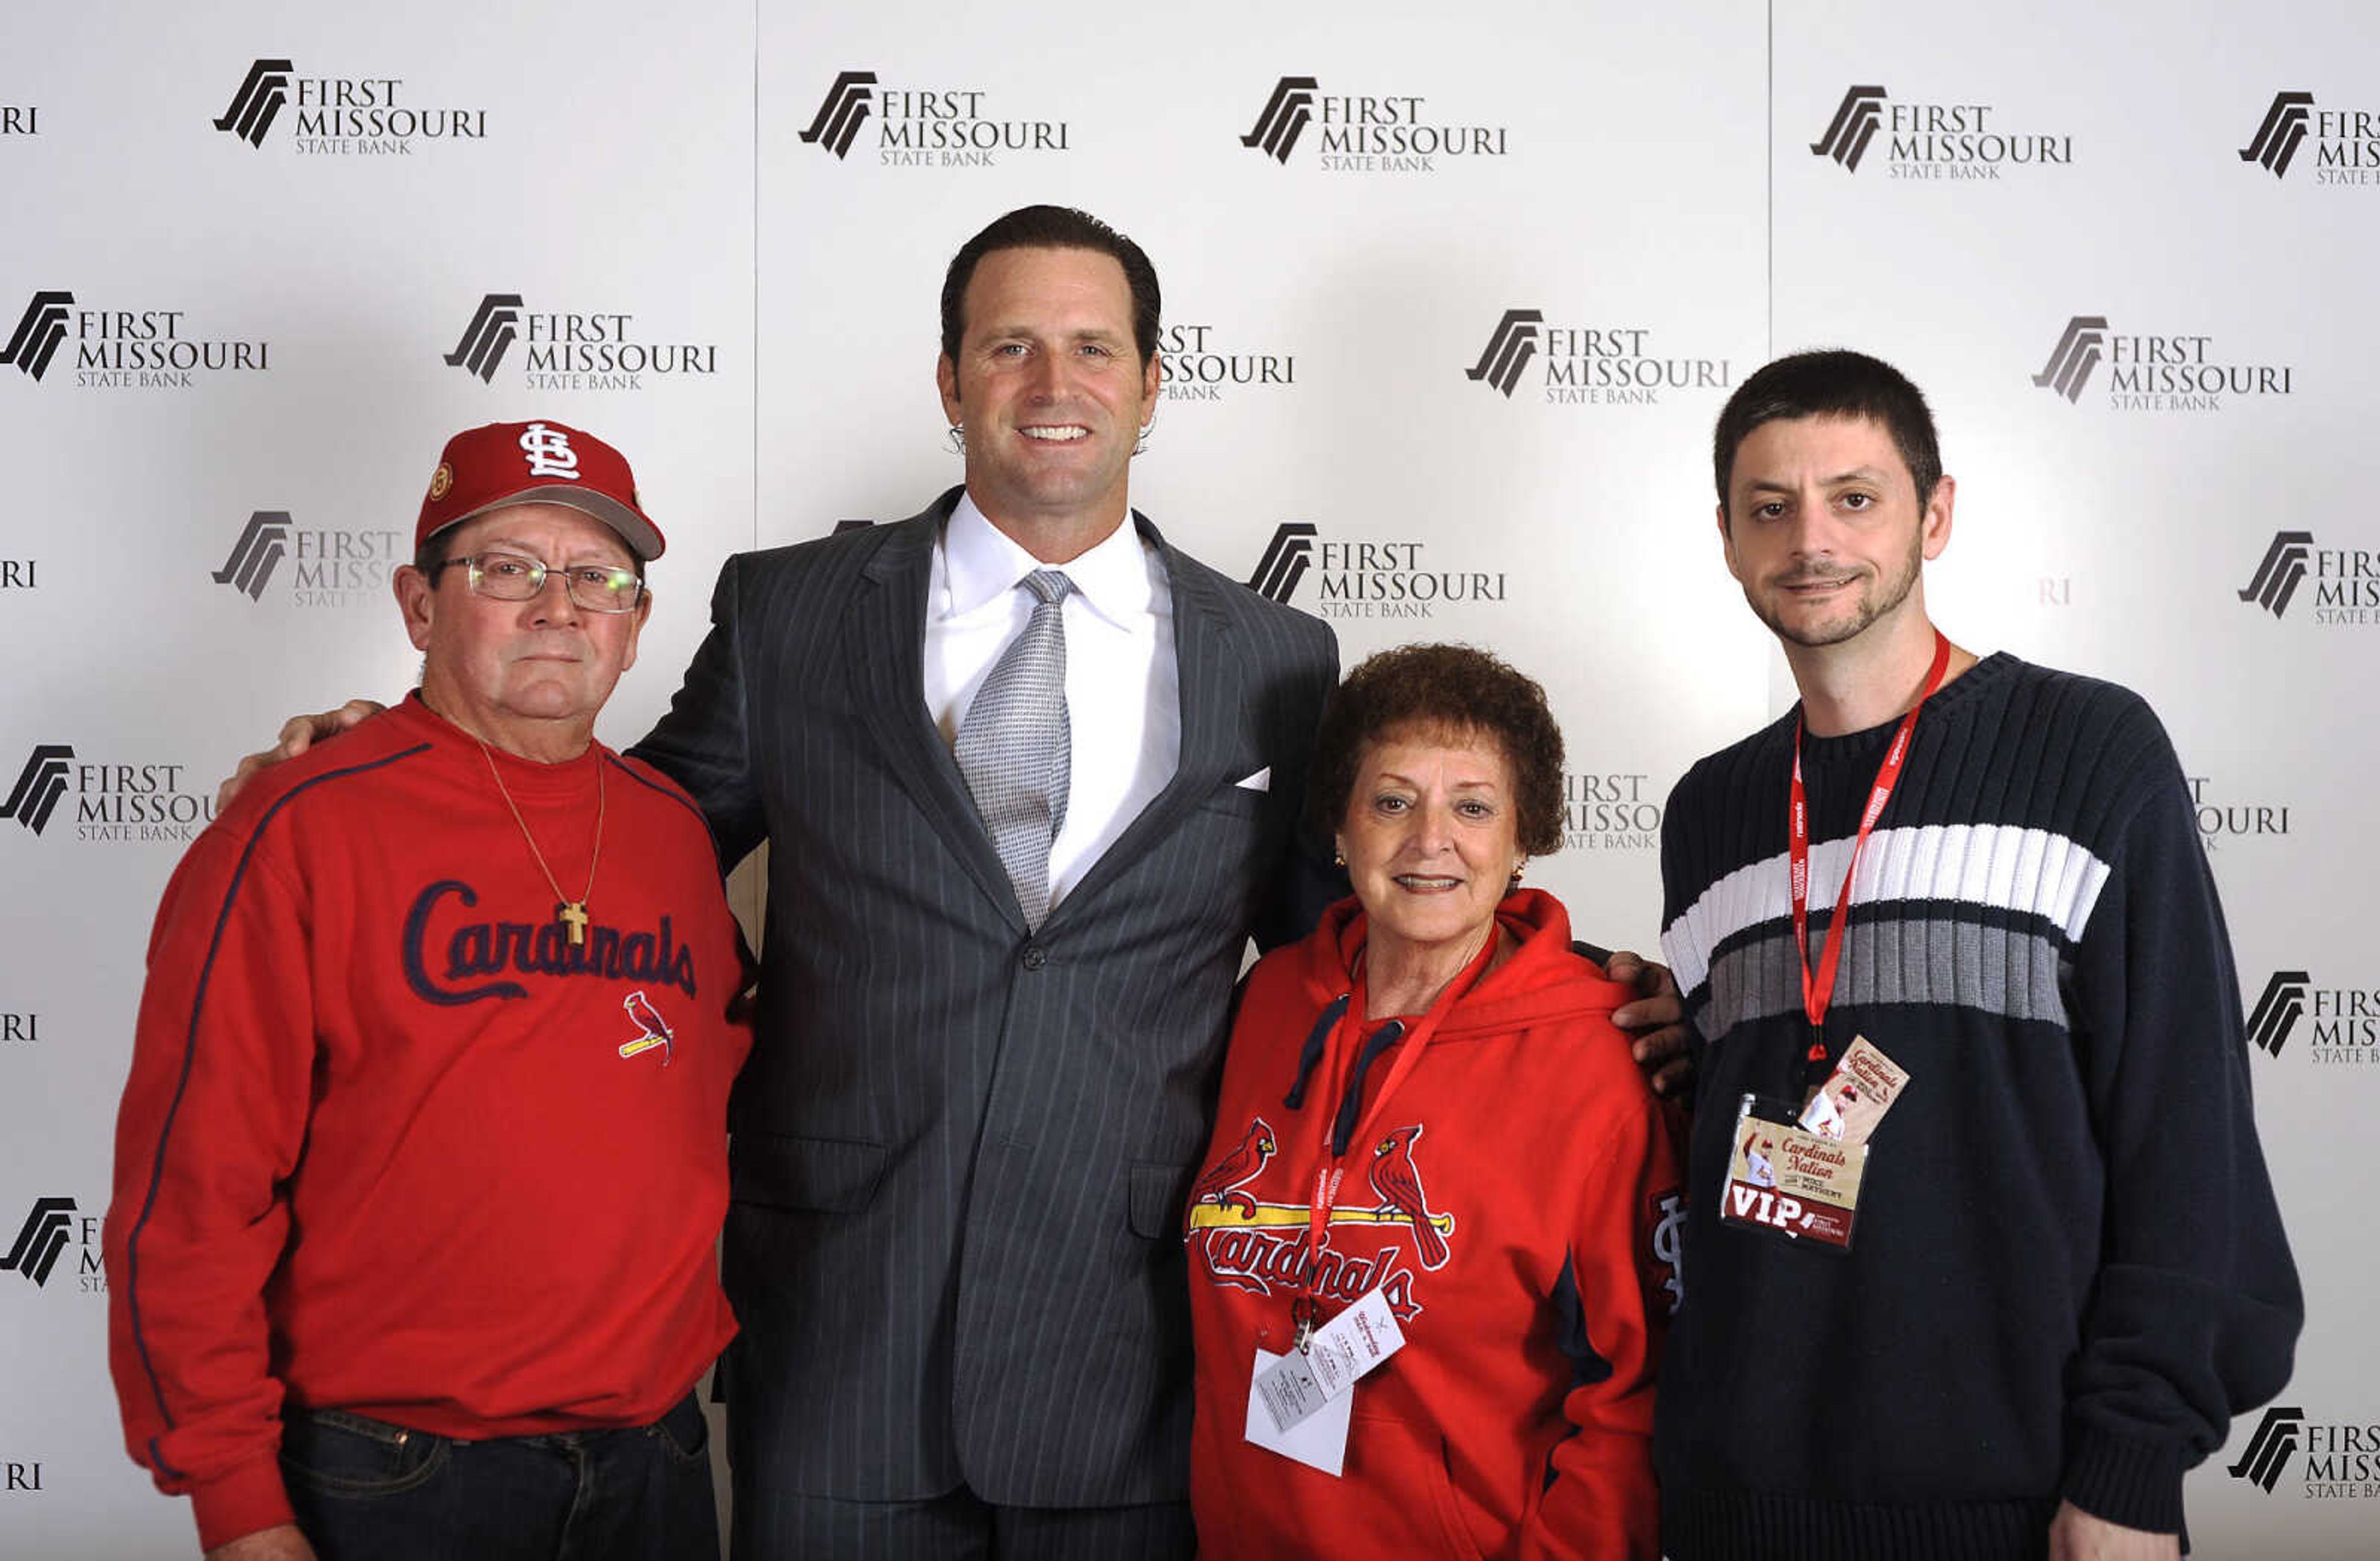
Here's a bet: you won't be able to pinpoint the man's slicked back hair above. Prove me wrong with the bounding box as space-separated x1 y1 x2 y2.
939 205 1162 369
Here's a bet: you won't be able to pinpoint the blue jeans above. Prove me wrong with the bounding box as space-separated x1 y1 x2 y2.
280 1394 719 1561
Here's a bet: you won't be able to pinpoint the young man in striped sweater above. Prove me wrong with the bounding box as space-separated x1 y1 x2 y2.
1653 350 2301 1560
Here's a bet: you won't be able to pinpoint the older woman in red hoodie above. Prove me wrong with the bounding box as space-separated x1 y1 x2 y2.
1185 643 1681 1561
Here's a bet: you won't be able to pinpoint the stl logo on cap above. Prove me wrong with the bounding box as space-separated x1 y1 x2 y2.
426 462 454 503
520 421 580 480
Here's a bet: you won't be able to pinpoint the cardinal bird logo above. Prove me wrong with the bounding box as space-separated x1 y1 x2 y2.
1183 1117 1447 1319
1368 1124 1451 1271
619 989 676 1065
1187 1117 1277 1227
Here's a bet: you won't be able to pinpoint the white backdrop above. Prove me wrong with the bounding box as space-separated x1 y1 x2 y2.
3 3 2373 1556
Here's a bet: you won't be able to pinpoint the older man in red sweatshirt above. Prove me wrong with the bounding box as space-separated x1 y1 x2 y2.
105 420 749 1561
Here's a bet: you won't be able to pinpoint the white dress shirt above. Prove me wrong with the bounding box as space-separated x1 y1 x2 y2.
923 493 1181 910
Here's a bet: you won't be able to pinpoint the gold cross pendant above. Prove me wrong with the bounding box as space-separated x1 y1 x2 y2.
557 901 591 946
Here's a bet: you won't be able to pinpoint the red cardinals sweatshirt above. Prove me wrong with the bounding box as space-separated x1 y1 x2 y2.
104 696 749 1550
1186 889 1682 1561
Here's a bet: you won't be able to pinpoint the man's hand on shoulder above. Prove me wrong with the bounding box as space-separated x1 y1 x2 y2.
205 1523 317 1561
215 700 386 811
2047 1501 2179 1561
1603 950 1693 1100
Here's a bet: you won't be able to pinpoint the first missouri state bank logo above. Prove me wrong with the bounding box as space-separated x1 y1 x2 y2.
0 745 215 843
2246 970 2312 1057
213 58 292 145
1241 77 1317 161
1810 86 1886 170
445 294 521 381
2229 1404 2380 1497
0 1196 101 1294
2237 531 2380 625
443 293 718 389
1809 84 2071 178
2239 532 2312 618
1246 523 1506 622
2031 314 2293 412
1467 310 1541 397
1238 74 1508 171
211 511 405 608
213 511 291 601
796 69 1068 166
2232 1407 2304 1493
1157 322 1297 404
2239 91 2380 185
1247 523 1316 604
211 57 488 153
2031 316 2107 402
800 71 876 158
1467 309 1733 405
0 747 73 836
0 1198 79 1289
1 290 271 389
1564 771 1665 853
2243 968 2380 1065
0 292 71 380
2241 92 2314 177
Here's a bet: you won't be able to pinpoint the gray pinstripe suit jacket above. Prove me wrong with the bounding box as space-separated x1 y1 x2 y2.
632 488 1339 1511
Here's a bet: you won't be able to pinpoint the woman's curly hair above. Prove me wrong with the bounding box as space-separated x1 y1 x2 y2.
1306 642 1566 857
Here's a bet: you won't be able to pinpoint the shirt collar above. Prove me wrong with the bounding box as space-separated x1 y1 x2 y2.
943 490 1156 627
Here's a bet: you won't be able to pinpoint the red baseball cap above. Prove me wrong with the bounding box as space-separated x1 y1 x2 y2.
415 418 666 560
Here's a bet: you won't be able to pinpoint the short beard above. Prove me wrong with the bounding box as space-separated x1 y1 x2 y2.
1748 529 1924 650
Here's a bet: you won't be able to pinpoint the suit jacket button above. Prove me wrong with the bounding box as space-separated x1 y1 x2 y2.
1021 944 1047 970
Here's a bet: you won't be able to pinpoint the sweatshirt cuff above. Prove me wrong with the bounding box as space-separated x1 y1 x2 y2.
192 1454 296 1554
2061 1423 2186 1537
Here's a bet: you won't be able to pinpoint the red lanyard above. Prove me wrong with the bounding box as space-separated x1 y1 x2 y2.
1294 922 1500 1337
1789 630 1951 1066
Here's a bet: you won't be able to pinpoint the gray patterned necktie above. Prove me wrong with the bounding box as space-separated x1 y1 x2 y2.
954 568 1075 929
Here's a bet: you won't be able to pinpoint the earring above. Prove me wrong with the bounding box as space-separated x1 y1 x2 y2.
1509 861 1525 885
946 423 965 455
1333 850 1345 867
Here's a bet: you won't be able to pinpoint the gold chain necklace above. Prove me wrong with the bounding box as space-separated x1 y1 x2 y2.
473 735 606 946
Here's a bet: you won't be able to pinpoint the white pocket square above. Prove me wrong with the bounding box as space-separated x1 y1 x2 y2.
1233 767 1272 792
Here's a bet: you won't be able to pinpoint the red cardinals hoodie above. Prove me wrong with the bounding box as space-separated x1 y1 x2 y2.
1186 889 1682 1561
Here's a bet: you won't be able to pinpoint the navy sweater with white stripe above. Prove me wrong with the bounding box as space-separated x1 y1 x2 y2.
1654 652 2301 1560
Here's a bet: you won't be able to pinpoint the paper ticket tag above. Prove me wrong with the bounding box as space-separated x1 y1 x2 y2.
1245 1348 1352 1475
1722 1094 1866 1252
1251 1345 1329 1433
1797 1035 1910 1146
1303 1285 1407 1399
1250 1284 1408 1433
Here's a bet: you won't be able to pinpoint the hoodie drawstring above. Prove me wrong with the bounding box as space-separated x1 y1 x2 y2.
1280 994 1411 1157
1282 994 1351 1110
1329 1021 1408 1157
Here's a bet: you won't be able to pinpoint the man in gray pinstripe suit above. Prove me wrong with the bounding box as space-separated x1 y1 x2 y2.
630 206 1341 1559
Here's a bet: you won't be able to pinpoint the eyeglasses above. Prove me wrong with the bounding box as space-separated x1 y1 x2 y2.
434 552 644 614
